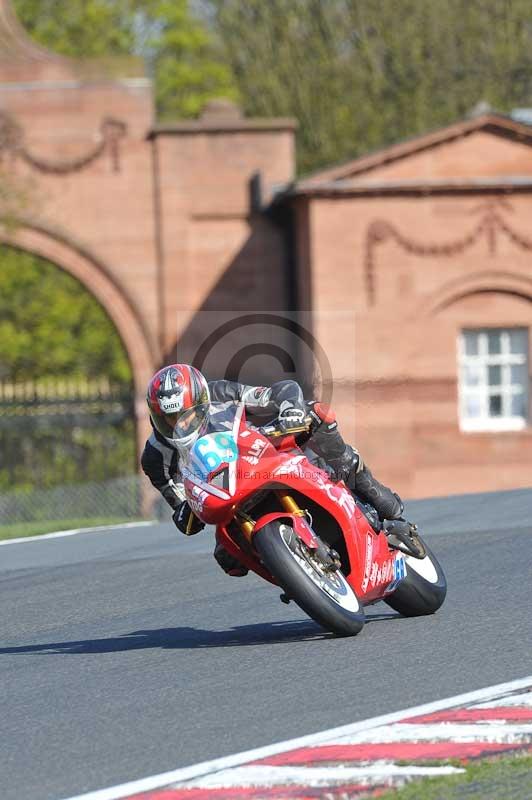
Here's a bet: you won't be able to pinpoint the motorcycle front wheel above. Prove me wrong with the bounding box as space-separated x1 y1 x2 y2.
385 536 447 617
254 521 365 637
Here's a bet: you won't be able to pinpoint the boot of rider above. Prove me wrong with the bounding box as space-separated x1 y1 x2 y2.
347 458 428 557
347 460 425 556
348 462 404 521
307 402 403 521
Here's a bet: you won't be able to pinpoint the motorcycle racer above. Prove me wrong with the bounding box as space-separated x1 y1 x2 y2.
141 364 421 574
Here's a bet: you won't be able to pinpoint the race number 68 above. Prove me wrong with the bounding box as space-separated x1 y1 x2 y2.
194 433 237 472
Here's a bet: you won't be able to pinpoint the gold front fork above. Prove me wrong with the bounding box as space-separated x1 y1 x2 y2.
276 491 306 516
236 491 305 542
235 509 255 542
239 519 254 540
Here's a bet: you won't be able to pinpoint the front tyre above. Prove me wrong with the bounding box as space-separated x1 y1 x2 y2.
254 522 365 636
385 536 447 617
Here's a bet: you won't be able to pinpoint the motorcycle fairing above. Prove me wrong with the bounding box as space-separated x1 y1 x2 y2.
181 402 406 602
183 402 245 499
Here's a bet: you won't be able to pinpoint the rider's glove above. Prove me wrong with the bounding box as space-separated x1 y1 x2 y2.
308 401 338 433
173 500 205 535
278 400 306 432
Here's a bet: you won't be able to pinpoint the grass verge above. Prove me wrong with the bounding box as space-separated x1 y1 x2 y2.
376 752 531 799
0 518 141 540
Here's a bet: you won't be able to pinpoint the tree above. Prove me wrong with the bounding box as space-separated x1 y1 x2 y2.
0 247 131 383
12 0 532 172
0 249 137 488
12 0 137 58
146 0 238 119
12 0 237 118
206 0 532 174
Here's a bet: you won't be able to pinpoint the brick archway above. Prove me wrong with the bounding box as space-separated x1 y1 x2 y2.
0 0 296 482
1 220 158 451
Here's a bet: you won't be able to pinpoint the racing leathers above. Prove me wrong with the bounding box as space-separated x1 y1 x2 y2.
141 379 406 572
141 379 311 511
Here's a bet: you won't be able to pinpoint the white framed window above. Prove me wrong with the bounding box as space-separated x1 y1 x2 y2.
458 328 529 431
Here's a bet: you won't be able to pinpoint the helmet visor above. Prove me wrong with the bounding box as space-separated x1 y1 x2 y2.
159 402 209 442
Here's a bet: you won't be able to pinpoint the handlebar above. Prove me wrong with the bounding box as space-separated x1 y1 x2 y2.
258 415 313 439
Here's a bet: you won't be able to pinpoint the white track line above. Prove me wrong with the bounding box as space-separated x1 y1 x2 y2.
61 674 532 800
184 764 463 789
0 521 154 546
331 722 532 744
474 692 532 709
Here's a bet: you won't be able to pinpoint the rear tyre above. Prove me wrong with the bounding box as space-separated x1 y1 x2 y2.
254 521 365 636
385 536 446 617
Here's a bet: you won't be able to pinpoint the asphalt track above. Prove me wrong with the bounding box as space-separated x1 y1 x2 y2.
0 488 531 800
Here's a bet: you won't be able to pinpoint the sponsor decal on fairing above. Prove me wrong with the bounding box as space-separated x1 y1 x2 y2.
242 438 269 466
385 554 407 593
188 486 210 514
273 455 307 478
314 474 356 519
367 557 395 588
273 462 356 518
361 533 374 592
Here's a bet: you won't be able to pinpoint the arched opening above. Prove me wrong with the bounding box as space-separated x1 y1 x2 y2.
2 220 158 394
0 229 158 531
0 244 136 487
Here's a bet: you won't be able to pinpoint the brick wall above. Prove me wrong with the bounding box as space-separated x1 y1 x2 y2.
0 14 297 456
296 127 532 497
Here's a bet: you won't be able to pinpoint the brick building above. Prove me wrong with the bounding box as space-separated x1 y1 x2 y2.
1 0 532 498
289 118 532 497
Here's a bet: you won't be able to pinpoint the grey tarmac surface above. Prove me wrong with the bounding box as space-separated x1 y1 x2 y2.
0 488 531 800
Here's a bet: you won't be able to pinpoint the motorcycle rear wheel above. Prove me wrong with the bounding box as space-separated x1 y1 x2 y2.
385 536 447 617
254 521 365 636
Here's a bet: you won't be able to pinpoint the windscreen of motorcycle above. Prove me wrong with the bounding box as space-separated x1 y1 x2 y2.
180 402 243 498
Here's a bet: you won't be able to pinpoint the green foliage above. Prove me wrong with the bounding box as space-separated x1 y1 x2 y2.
0 413 137 490
207 0 532 174
12 0 532 171
12 0 238 118
152 0 237 119
0 419 137 490
0 247 131 383
13 0 137 58
376 752 532 800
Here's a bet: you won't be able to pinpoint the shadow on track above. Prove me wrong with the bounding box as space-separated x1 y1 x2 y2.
0 612 401 655
0 620 330 654
365 611 403 623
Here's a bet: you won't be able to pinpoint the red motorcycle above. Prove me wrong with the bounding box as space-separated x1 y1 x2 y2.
180 402 447 636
